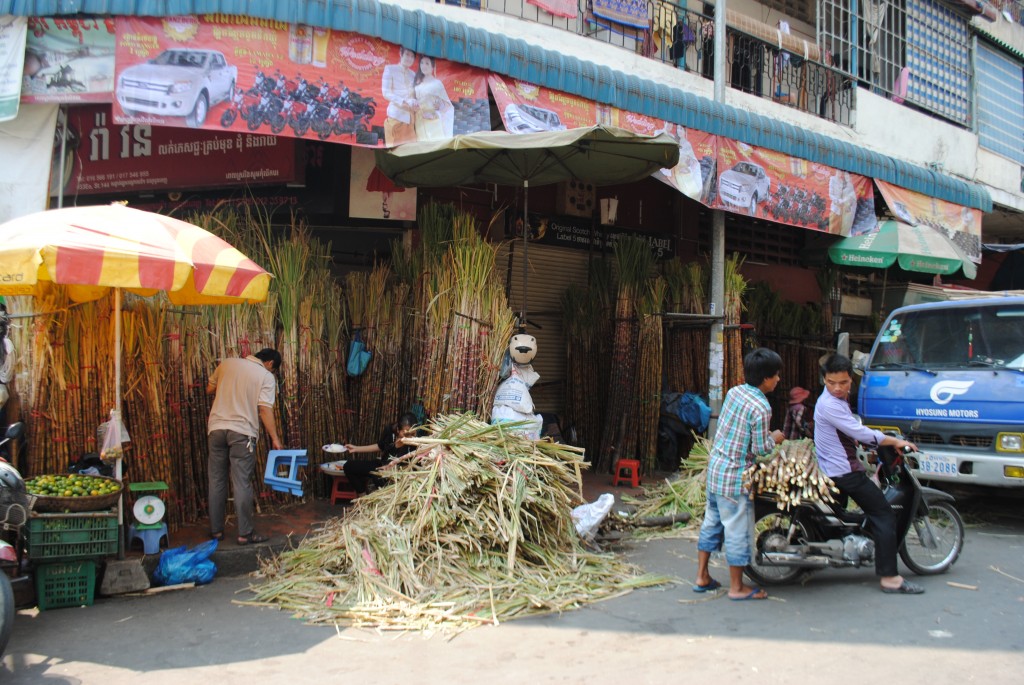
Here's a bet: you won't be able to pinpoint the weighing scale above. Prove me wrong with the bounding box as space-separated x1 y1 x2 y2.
127 481 169 555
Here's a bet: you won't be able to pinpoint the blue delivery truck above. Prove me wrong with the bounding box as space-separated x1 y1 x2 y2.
858 295 1024 488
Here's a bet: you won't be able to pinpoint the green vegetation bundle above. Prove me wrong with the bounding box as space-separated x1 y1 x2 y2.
742 438 838 511
248 414 669 634
624 433 709 535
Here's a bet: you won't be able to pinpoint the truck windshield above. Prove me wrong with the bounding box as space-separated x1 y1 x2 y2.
870 304 1024 371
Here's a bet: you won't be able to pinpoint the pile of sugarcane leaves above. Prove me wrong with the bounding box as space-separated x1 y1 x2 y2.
616 434 710 540
245 414 672 636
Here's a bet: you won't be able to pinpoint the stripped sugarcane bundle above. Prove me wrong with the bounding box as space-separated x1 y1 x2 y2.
742 439 839 511
247 414 670 635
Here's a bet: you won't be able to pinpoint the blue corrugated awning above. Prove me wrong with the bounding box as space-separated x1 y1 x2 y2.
2 0 992 211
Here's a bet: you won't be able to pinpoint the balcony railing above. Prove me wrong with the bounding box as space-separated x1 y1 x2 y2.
444 0 854 126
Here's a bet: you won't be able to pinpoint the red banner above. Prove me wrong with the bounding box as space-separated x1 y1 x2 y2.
714 138 875 234
490 74 876 235
875 179 982 261
52 104 296 197
113 16 489 146
21 17 116 104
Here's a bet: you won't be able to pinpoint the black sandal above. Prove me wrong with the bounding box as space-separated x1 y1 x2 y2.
237 532 269 545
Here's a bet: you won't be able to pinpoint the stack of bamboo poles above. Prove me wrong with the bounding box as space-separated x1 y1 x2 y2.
662 257 709 397
596 237 655 473
247 414 669 634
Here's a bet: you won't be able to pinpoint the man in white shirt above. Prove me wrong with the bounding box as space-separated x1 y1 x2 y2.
207 348 283 545
381 47 418 146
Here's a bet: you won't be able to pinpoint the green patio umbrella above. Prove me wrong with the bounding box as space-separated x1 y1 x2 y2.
827 220 977 279
374 125 680 321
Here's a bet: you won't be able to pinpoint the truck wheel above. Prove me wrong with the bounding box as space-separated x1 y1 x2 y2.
186 92 209 128
749 194 758 215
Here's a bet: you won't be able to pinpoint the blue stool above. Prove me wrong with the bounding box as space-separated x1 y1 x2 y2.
264 449 308 496
128 522 169 555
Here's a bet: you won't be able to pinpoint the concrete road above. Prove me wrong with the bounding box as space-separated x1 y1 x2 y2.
2 493 1022 685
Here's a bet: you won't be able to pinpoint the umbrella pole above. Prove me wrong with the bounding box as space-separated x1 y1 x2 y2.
114 287 125 560
521 179 528 326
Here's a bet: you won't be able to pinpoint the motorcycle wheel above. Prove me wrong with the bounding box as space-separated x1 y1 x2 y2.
0 571 13 658
220 109 237 127
745 509 810 586
899 500 964 575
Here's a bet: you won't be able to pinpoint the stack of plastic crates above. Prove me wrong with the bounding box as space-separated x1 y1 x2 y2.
27 510 117 610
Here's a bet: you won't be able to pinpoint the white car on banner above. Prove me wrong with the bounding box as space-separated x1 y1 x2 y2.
116 48 237 127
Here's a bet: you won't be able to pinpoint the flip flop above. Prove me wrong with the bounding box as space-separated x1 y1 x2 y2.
210 531 223 541
692 579 722 593
729 588 768 601
881 580 925 595
237 532 269 546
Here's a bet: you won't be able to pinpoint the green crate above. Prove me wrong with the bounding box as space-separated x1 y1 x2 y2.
26 511 118 562
34 560 96 610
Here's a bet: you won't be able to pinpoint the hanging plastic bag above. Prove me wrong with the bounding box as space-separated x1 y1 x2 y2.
98 409 129 462
153 539 219 586
346 330 372 377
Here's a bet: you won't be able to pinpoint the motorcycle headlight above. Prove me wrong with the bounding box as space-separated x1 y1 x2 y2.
997 433 1023 452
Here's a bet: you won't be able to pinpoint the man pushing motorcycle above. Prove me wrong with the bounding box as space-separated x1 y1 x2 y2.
814 353 924 595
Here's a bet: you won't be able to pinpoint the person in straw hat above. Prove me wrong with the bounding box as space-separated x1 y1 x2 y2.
783 386 813 440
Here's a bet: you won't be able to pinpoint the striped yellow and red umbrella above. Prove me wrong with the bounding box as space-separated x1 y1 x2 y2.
0 203 270 304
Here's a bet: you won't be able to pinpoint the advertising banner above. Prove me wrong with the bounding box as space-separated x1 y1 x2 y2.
21 16 116 103
714 137 876 235
113 16 489 146
875 179 982 262
0 15 27 121
52 104 295 198
490 74 874 235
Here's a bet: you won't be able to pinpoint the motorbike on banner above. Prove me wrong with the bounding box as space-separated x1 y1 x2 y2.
0 423 31 657
745 439 964 587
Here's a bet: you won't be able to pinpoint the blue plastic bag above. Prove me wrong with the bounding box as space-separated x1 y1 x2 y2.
153 539 218 586
346 331 372 377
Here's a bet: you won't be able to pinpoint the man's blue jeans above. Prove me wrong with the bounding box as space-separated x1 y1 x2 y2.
698 491 754 566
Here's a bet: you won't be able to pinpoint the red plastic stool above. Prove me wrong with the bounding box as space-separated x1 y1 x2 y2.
612 459 642 487
330 474 359 504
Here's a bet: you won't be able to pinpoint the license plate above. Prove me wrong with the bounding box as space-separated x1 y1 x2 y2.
916 453 958 477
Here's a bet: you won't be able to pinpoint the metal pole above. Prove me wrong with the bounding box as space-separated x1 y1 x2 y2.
57 105 68 209
707 0 728 436
114 287 125 559
521 179 528 326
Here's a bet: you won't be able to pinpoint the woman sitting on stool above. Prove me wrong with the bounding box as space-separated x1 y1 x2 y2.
343 412 418 493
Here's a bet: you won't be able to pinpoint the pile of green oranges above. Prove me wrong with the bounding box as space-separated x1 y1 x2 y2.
25 474 120 499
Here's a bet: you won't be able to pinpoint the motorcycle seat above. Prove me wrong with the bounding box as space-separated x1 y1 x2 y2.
828 503 865 523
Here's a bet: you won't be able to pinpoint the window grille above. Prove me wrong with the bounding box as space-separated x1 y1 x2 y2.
975 41 1024 165
817 0 970 126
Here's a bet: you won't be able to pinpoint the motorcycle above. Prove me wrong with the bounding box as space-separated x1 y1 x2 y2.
746 439 964 586
0 422 30 657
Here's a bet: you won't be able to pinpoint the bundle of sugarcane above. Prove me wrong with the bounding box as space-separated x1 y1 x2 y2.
597 237 653 473
247 414 669 634
407 206 514 419
723 253 748 390
662 259 709 396
633 277 666 474
742 438 838 510
560 284 605 460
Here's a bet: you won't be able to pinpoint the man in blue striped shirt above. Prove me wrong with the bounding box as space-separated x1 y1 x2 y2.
694 348 785 600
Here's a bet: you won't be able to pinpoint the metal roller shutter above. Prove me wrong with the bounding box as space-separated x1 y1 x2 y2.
496 241 592 414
